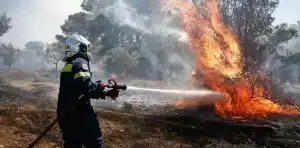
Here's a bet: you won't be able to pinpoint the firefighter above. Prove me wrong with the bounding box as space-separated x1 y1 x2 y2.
57 34 119 148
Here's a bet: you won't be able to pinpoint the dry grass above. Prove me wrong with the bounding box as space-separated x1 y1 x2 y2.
0 103 198 148
0 103 264 148
0 71 197 148
0 70 300 148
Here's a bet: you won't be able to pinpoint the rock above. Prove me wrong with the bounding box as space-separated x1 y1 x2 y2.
14 118 26 125
0 117 4 124
123 102 133 113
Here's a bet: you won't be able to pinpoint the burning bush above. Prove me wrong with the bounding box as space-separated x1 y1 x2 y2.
165 0 300 120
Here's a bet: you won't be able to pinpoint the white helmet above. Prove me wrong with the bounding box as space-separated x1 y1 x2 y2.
62 34 92 62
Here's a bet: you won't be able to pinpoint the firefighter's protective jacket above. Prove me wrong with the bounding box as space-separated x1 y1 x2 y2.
57 54 104 115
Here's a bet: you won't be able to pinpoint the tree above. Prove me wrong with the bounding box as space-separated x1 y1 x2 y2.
81 0 115 13
58 0 145 54
219 0 298 71
57 0 176 79
277 21 300 54
55 34 66 43
105 46 141 75
0 13 12 37
25 41 45 55
59 12 112 54
268 22 300 84
0 43 20 69
261 23 298 54
138 34 191 80
44 42 64 72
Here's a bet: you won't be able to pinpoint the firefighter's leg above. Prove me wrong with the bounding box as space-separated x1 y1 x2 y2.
58 117 83 148
81 111 104 148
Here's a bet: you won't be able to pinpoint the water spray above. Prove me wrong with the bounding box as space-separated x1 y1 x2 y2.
104 78 224 103
127 86 220 96
126 86 225 104
105 78 224 99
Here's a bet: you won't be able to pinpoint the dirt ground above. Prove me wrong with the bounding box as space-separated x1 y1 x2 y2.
0 105 261 148
1 70 300 148
0 70 208 148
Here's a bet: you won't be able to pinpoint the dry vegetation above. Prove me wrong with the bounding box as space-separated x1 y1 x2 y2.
1 71 300 148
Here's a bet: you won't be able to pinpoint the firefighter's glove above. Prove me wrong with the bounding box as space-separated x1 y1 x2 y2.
105 89 120 100
92 80 106 99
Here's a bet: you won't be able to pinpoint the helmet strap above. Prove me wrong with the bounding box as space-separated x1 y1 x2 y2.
78 43 88 53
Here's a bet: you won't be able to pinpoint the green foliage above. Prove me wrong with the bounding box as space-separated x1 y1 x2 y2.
0 13 12 37
55 35 66 43
264 23 298 54
44 42 64 72
57 0 145 76
59 12 113 53
105 46 141 74
59 11 142 54
0 43 20 69
276 23 300 65
25 41 45 55
81 0 114 12
61 12 89 37
220 0 297 71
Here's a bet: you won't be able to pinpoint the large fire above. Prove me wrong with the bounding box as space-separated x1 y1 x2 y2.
165 0 300 119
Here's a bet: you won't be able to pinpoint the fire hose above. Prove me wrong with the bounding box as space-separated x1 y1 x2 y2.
27 79 127 148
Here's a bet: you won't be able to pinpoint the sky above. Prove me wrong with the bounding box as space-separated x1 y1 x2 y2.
0 0 82 48
273 0 300 25
0 0 299 48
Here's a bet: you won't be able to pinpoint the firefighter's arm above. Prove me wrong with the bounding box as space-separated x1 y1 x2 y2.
72 60 106 99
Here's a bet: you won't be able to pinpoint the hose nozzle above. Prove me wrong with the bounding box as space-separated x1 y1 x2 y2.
105 79 127 90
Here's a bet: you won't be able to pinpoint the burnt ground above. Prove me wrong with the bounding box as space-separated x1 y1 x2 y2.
1 71 300 148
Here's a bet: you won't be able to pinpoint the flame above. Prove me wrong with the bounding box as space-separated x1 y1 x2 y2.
109 72 117 79
165 0 300 119
121 72 126 77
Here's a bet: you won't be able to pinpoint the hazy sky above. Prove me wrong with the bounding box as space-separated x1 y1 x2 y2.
0 0 299 48
0 0 82 47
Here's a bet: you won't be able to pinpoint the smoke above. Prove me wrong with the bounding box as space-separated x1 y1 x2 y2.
262 23 300 97
14 51 49 71
98 0 188 40
87 0 194 83
0 0 194 85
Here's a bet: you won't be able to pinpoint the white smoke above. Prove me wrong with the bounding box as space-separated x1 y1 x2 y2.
87 0 194 83
99 0 188 41
14 50 52 71
262 23 300 100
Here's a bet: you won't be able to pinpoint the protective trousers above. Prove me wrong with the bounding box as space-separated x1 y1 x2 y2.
58 108 104 148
